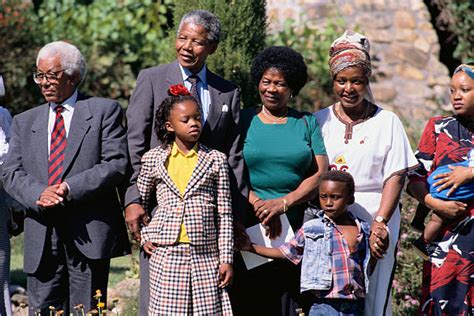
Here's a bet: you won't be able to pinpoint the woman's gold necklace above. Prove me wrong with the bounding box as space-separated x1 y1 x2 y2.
261 105 288 124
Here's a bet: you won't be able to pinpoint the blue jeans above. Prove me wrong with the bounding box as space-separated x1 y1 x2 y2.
308 299 364 316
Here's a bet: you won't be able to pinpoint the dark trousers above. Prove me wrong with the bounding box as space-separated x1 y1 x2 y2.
308 298 365 316
27 226 110 316
230 254 302 316
139 247 150 316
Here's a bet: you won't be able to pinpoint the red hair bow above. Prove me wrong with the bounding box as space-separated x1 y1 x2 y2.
168 84 191 96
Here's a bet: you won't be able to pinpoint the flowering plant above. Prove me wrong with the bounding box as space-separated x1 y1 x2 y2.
168 84 191 96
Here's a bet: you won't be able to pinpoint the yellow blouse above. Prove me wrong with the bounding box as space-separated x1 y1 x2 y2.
165 142 199 243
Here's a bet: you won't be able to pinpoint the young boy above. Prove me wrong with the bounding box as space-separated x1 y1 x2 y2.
240 171 371 316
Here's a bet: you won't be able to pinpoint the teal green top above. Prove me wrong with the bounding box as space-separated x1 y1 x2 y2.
241 107 327 229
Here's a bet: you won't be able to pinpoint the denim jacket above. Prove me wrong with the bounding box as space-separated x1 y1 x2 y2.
300 209 371 294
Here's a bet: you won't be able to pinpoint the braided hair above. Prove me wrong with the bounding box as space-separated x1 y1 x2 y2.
154 94 198 147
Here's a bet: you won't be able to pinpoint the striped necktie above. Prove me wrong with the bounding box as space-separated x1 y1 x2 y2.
48 105 67 185
188 75 203 113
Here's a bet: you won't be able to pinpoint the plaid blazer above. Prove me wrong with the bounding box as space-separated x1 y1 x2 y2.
138 143 233 264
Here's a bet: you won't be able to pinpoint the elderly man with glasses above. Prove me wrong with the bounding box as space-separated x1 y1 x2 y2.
2 41 130 314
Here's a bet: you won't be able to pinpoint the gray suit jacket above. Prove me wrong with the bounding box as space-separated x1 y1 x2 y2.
125 60 247 221
2 94 131 273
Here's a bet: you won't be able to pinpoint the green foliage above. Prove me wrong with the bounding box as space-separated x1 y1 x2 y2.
171 0 267 107
393 194 423 315
267 18 345 112
433 0 474 63
0 0 42 114
36 0 174 106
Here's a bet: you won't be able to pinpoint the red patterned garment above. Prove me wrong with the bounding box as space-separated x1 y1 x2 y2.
409 115 474 316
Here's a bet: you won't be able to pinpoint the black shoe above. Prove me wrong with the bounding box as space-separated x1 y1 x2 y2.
413 237 430 261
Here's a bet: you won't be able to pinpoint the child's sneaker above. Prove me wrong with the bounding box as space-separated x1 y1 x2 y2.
413 237 431 261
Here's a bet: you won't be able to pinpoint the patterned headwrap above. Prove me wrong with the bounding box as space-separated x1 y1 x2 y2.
329 30 374 103
453 64 474 80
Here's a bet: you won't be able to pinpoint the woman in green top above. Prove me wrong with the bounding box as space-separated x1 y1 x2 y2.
235 46 328 316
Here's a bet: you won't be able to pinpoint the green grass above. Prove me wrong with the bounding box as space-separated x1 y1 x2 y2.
9 234 137 289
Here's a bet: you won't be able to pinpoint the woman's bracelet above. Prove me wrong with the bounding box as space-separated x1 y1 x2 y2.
252 198 261 207
282 198 288 213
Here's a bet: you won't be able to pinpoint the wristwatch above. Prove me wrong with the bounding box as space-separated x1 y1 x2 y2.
374 215 387 224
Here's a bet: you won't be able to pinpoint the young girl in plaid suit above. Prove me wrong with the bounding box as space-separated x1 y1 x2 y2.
138 84 234 315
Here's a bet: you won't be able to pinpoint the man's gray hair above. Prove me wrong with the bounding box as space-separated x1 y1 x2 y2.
36 41 87 84
178 10 221 43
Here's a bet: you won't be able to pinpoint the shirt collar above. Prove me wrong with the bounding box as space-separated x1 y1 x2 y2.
50 89 78 112
179 63 207 84
170 142 199 158
322 211 362 238
321 210 357 225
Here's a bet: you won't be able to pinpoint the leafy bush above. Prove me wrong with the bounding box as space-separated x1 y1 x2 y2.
0 0 42 114
36 0 174 106
432 0 474 62
267 18 345 112
393 194 423 315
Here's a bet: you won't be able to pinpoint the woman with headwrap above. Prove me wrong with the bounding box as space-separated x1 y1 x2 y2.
407 63 474 315
314 30 418 315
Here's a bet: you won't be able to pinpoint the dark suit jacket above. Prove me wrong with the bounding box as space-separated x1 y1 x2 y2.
125 60 247 221
2 94 131 273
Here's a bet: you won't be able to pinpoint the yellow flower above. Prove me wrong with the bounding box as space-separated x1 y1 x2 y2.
97 302 105 309
94 289 102 298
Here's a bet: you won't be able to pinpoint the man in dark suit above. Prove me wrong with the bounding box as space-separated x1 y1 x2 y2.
124 9 247 314
2 41 130 315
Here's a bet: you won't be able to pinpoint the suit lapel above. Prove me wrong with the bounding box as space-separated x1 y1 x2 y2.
31 104 50 182
62 94 92 174
205 70 224 131
166 60 185 85
183 144 213 197
155 146 182 198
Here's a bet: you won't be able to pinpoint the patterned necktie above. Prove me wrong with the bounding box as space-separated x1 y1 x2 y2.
188 75 203 113
48 105 67 185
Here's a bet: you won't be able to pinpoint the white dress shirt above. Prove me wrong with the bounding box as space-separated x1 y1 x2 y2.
179 64 211 124
47 90 77 157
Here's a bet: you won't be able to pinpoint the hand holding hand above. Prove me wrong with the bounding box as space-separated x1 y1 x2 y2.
236 229 253 252
265 216 282 240
56 182 69 196
36 184 64 208
219 263 233 288
234 222 250 251
125 203 150 241
255 198 286 225
369 221 389 259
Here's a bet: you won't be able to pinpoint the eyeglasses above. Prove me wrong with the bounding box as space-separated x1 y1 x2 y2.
32 69 65 84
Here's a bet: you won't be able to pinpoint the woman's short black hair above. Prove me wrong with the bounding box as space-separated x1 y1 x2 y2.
154 95 198 147
250 46 308 97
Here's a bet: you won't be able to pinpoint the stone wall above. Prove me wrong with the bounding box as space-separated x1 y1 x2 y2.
267 0 451 134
